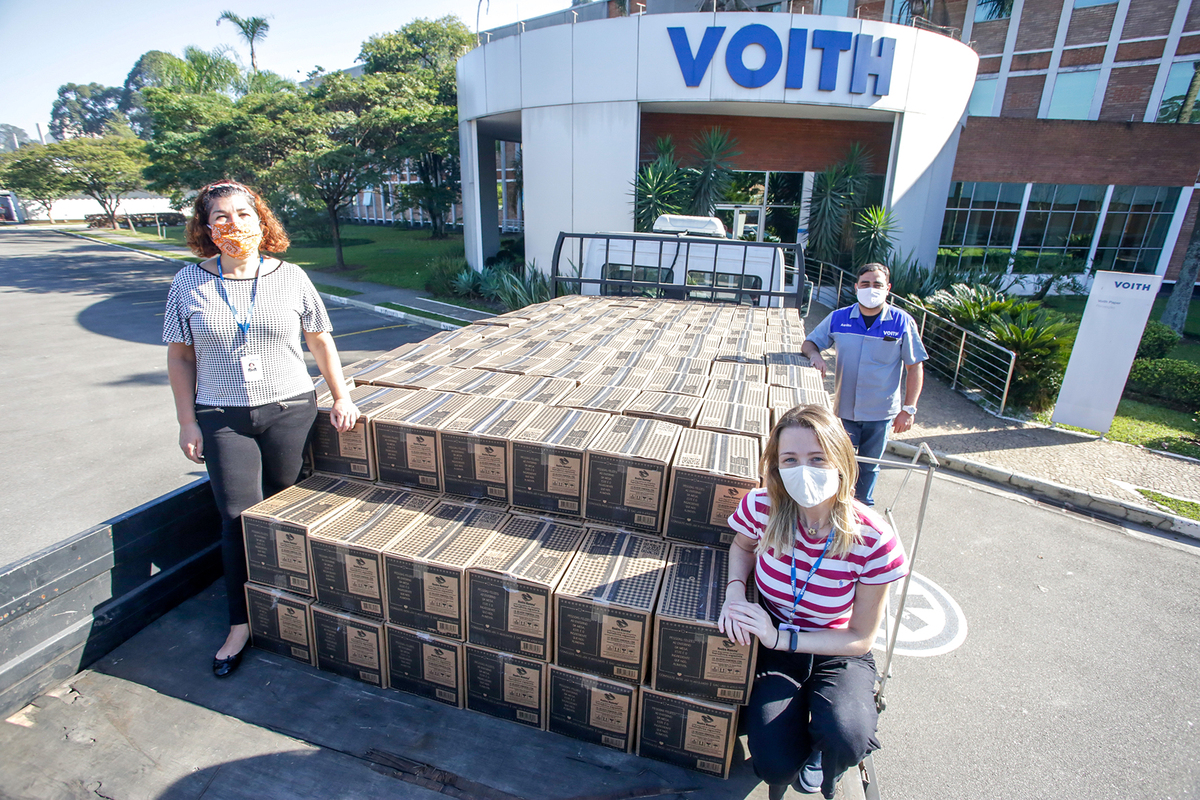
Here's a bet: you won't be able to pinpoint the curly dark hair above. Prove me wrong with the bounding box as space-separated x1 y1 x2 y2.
185 181 290 257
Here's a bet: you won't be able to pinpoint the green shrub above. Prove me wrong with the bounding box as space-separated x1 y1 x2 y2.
1137 320 1183 361
1126 358 1200 411
920 284 1036 328
988 308 1077 413
490 262 552 311
424 254 467 297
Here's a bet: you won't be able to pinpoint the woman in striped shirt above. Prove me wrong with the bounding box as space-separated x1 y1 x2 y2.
719 404 908 799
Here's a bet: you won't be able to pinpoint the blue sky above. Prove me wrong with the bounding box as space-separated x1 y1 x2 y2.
0 0 568 139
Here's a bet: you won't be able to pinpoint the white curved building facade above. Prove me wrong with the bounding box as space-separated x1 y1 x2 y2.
456 12 979 274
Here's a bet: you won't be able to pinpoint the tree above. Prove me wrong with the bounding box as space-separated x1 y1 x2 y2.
0 144 71 222
1161 219 1199 336
218 11 271 74
122 51 189 139
50 83 123 139
361 17 475 240
48 136 149 228
141 88 236 203
0 124 31 152
173 46 242 95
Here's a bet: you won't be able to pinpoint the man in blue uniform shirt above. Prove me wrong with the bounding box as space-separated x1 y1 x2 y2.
800 263 927 506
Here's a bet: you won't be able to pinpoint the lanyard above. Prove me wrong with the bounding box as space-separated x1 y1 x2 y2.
788 527 832 624
215 255 262 336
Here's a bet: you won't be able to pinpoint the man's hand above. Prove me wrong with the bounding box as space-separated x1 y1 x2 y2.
809 352 827 379
892 410 914 434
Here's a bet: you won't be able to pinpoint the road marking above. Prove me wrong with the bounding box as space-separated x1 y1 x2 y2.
334 324 412 338
873 570 967 657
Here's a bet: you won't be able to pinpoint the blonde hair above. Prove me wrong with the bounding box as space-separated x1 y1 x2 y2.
759 404 862 559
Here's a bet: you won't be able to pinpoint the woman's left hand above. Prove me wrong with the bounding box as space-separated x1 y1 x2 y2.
721 600 777 648
330 398 360 433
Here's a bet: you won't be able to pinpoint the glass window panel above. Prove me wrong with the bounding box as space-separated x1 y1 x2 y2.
1077 185 1105 211
1069 212 1099 244
1121 214 1150 248
1098 213 1129 249
1144 213 1173 250
726 172 766 204
764 206 799 244
975 0 1012 21
1020 211 1050 248
1047 71 1100 120
1131 186 1161 209
968 79 998 117
1028 184 1055 211
1157 62 1200 123
990 210 1019 247
972 182 1001 209
939 210 959 245
1134 249 1160 274
963 210 996 246
1052 185 1083 211
766 172 802 206
1113 248 1141 272
1164 187 1182 210
1074 0 1116 6
998 183 1025 209
820 0 852 14
1043 212 1075 248
1011 250 1040 274
946 181 968 209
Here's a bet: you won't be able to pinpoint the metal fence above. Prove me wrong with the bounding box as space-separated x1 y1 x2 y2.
805 259 1018 416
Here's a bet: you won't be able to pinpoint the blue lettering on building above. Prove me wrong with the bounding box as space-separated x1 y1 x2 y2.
1114 281 1152 290
667 25 895 95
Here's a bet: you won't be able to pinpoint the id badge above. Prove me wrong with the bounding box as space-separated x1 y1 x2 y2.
240 354 264 382
779 624 801 633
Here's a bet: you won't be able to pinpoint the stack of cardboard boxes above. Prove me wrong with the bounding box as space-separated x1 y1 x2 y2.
243 297 827 778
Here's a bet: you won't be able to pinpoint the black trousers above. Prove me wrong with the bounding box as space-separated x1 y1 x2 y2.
744 645 881 799
195 391 317 626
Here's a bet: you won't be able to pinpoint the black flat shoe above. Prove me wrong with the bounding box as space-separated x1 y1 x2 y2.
212 648 244 678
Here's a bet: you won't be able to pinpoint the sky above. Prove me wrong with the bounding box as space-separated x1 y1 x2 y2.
0 0 570 140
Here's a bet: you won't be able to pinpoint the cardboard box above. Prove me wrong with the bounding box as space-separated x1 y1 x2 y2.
625 391 704 427
311 605 387 687
308 487 439 617
466 514 586 660
242 476 373 596
764 350 812 367
380 340 449 363
641 358 710 397
382 500 510 639
437 397 541 503
663 429 760 547
768 385 832 415
432 368 518 397
527 358 604 384
556 384 641 415
370 361 462 391
508 406 607 517
310 385 411 480
696 400 772 441
714 334 765 364
636 688 739 779
553 527 667 683
385 625 466 708
464 644 547 729
702 378 768 407
423 348 502 370
584 416 683 533
709 361 767 384
245 584 315 665
547 665 639 753
583 365 652 390
766 363 825 391
373 391 476 492
492 374 577 405
653 544 757 706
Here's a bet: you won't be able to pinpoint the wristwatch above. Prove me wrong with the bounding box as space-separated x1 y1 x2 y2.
902 404 918 416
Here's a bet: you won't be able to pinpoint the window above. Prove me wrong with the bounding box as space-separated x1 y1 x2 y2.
1092 186 1180 275
1156 61 1200 124
1046 70 1099 120
1013 184 1102 274
937 181 1025 272
819 0 852 15
975 0 1013 22
968 78 998 116
1073 0 1116 7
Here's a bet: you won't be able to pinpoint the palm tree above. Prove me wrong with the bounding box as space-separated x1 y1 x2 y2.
217 11 270 73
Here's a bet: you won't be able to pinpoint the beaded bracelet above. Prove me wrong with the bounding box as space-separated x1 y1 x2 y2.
725 578 746 591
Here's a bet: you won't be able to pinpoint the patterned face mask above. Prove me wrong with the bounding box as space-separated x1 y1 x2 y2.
208 216 263 259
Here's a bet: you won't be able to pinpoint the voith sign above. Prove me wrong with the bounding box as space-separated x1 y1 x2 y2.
669 24 896 95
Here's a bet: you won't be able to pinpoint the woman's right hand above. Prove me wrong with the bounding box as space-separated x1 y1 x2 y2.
179 421 204 464
718 583 750 646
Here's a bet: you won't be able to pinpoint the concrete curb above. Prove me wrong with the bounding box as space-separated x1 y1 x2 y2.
58 230 191 264
318 292 467 332
888 440 1200 541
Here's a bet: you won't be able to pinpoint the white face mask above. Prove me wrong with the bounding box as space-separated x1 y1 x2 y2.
779 465 839 508
857 286 888 309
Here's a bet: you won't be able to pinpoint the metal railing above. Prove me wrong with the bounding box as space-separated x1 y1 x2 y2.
805 259 1018 416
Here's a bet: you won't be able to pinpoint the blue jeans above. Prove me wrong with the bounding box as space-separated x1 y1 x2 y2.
840 418 889 506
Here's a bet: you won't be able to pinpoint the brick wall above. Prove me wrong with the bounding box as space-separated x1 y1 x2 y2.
1066 4 1117 47
1122 3 1177 39
1186 1 1200 33
1061 46 1106 67
1011 51 1052 71
1115 40 1167 63
979 56 1002 74
1015 0 1066 52
1099 65 1160 122
971 19 1010 55
638 113 894 173
1166 189 1198 282
1001 74 1047 118
1177 34 1200 55
953 117 1200 186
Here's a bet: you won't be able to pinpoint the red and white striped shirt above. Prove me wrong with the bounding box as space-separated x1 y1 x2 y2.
727 488 908 631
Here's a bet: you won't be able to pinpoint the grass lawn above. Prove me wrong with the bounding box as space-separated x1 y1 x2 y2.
1042 293 1200 366
379 302 466 327
311 283 362 297
1053 398 1200 460
1135 489 1200 521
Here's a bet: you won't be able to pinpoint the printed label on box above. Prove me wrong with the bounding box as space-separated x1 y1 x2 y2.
339 424 367 459
623 467 662 511
347 629 380 670
346 555 381 599
684 709 729 758
277 605 308 645
548 455 581 496
423 572 460 618
589 687 630 734
600 614 643 665
503 663 541 708
406 433 436 471
703 636 750 684
508 590 546 638
474 442 506 483
274 529 308 573
422 643 458 688
709 483 751 527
